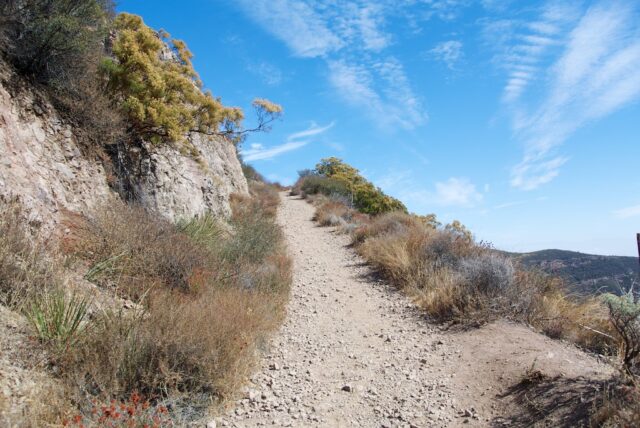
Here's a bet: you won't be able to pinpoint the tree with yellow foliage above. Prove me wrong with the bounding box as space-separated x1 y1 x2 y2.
102 13 281 145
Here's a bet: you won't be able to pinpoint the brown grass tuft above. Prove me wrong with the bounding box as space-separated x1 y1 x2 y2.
63 201 214 301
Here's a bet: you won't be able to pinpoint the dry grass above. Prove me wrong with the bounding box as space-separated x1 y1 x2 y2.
309 194 638 423
63 202 214 301
313 201 350 226
1 184 291 424
0 198 62 307
244 181 281 218
352 211 424 244
59 185 290 411
310 200 616 353
591 380 640 427
68 286 287 401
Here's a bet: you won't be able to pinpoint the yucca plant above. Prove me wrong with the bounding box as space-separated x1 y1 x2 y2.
84 250 128 282
26 290 89 354
177 213 225 252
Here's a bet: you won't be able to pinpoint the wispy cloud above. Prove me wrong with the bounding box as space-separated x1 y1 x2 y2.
236 0 429 130
241 122 334 161
237 0 342 58
242 141 309 162
375 170 413 192
503 8 578 102
376 171 483 209
288 122 335 140
613 204 640 219
504 1 640 190
428 40 463 69
328 58 426 129
494 200 527 210
339 2 390 51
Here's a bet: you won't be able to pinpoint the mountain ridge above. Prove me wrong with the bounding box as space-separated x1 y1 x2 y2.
509 248 638 295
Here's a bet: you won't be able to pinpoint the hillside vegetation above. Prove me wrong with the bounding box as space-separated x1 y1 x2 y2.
294 159 640 426
0 0 281 150
0 1 291 425
1 181 291 425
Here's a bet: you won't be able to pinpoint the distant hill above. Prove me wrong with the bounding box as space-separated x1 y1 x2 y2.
509 249 638 296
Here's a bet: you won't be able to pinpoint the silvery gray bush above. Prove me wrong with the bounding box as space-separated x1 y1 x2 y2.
458 253 515 295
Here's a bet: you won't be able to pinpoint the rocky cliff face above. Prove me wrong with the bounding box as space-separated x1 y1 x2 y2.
0 62 248 230
112 132 248 222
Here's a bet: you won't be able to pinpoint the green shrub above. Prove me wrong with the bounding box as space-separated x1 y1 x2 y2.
295 158 406 215
101 13 244 144
0 0 112 84
103 13 284 146
224 201 282 266
177 213 226 253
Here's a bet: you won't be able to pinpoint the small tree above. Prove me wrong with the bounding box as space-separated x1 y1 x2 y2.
102 13 281 145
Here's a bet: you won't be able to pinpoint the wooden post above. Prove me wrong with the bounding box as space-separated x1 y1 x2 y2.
637 233 640 266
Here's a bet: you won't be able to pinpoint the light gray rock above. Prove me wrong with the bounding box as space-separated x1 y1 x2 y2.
0 61 248 229
116 131 247 222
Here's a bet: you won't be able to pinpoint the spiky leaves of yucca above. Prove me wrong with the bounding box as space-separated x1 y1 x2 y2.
27 291 89 354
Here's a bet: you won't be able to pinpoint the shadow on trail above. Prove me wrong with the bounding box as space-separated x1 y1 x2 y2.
492 374 610 428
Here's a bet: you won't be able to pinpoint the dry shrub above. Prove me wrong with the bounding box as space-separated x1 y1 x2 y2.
245 181 280 218
0 199 61 307
409 267 469 320
228 194 285 269
458 253 515 296
0 370 72 428
55 183 291 419
312 196 371 230
65 202 213 300
352 211 422 244
358 229 415 283
69 286 286 401
507 270 615 353
591 380 640 427
314 201 350 226
313 197 614 350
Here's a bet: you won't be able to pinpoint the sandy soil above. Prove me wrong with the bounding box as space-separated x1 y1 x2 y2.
219 193 613 428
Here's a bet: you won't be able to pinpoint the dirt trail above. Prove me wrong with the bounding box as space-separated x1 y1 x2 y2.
220 193 612 427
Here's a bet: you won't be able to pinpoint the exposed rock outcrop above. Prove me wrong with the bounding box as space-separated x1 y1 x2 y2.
0 62 248 229
112 132 248 222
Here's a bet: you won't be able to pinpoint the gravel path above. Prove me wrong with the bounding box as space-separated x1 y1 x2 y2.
220 194 476 427
219 193 612 428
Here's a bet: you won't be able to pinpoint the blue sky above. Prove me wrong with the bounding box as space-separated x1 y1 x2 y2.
118 0 640 256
